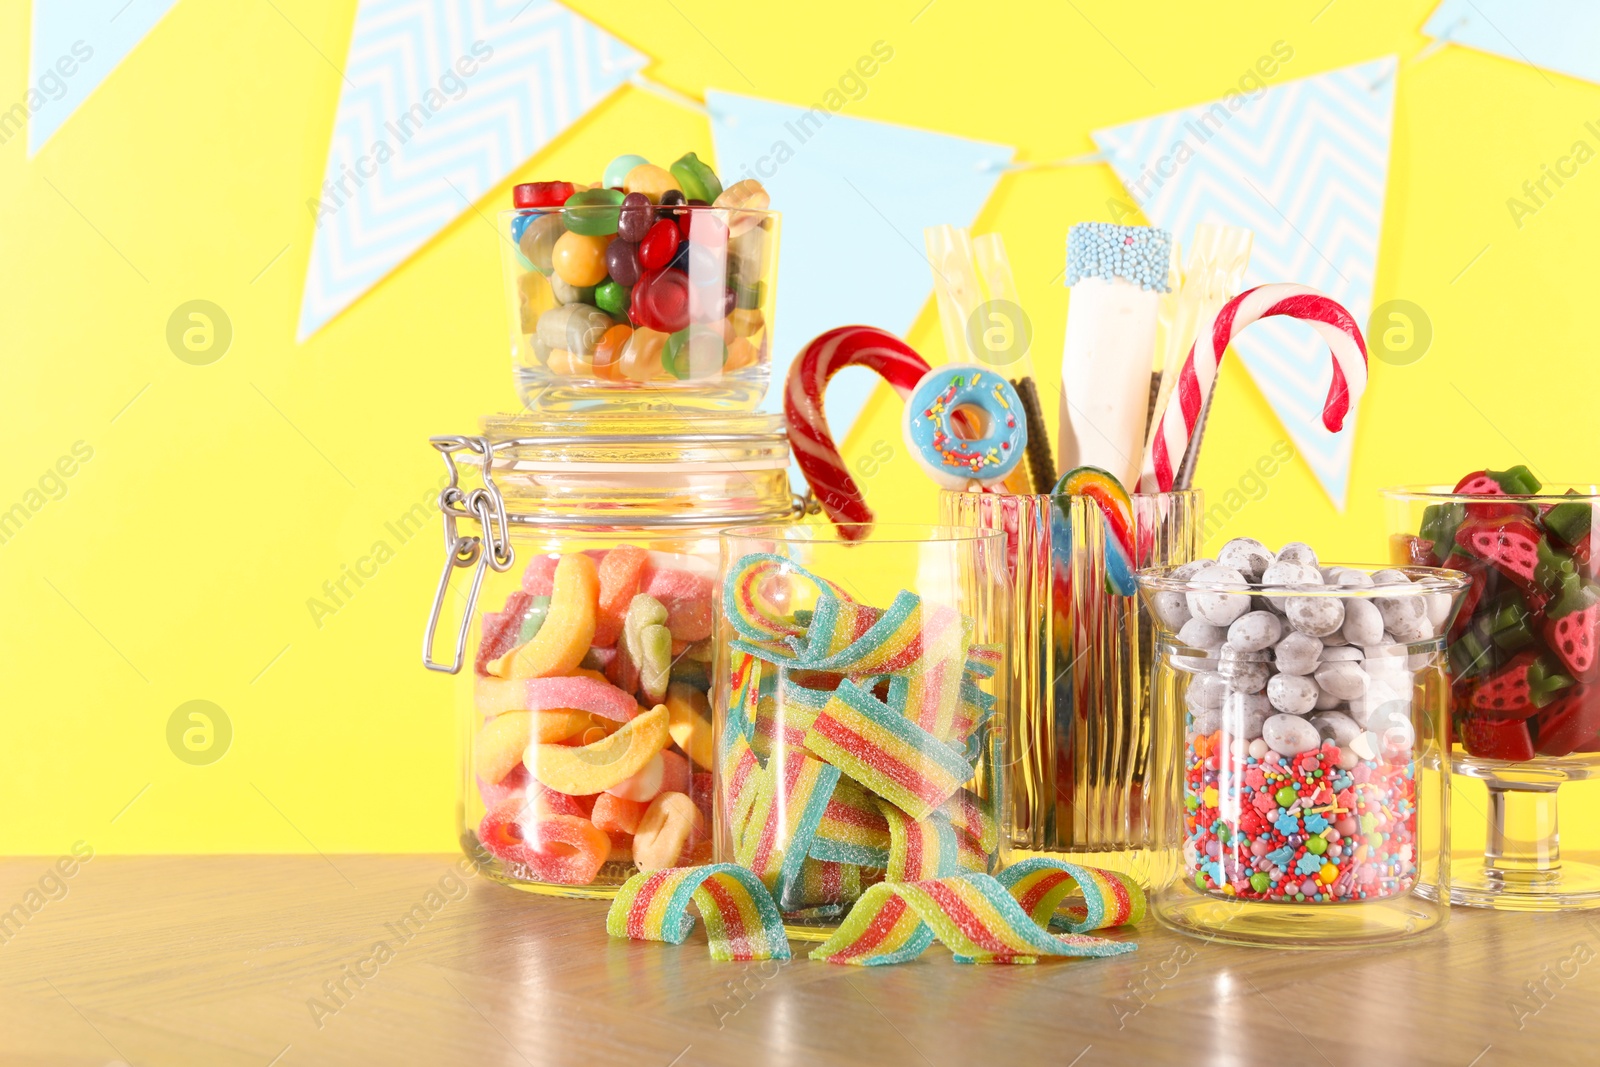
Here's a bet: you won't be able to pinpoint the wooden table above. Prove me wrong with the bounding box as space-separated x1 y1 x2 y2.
2 856 1593 1065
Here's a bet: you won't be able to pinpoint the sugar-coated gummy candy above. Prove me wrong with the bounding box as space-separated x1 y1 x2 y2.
630 269 690 333
669 151 723 203
478 803 610 885
605 751 666 802
605 238 643 287
514 181 576 208
1262 713 1322 756
713 178 770 236
1227 610 1282 652
1273 631 1323 675
510 554 599 679
634 791 703 872
1341 598 1385 645
638 623 672 705
552 231 612 288
522 554 559 595
476 710 536 784
660 749 692 797
563 187 625 236
520 674 638 721
617 192 654 242
1286 595 1345 637
595 545 650 648
1217 538 1273 582
603 154 650 189
528 704 669 796
1185 564 1251 626
536 303 614 357
592 792 647 836
1266 672 1317 715
623 163 682 203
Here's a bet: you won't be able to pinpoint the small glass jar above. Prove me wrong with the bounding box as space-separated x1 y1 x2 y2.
939 488 1202 888
501 204 779 412
712 524 1009 937
422 412 796 897
1387 483 1600 910
1138 563 1469 946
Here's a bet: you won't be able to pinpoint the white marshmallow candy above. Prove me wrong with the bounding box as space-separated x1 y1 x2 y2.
1217 538 1274 582
1227 610 1283 652
1185 565 1252 626
1266 672 1318 715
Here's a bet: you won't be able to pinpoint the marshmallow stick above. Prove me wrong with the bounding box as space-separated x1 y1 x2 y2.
973 233 1054 493
925 225 984 363
1057 224 1171 490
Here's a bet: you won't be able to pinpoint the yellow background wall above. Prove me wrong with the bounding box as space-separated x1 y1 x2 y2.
3 0 1595 854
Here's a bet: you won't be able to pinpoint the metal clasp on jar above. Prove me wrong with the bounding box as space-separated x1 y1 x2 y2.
422 436 515 673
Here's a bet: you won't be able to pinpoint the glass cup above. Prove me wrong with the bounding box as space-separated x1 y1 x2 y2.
1138 563 1469 947
940 489 1201 888
1386 483 1600 910
500 204 778 411
712 524 1009 937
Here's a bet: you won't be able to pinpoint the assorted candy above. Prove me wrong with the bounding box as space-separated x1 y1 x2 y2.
508 152 775 389
471 546 719 886
718 553 1003 920
1151 537 1452 904
1397 466 1600 760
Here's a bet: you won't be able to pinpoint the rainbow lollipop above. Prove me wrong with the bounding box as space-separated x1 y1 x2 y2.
1053 466 1136 596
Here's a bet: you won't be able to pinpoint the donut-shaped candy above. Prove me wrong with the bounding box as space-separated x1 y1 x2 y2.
901 364 1028 488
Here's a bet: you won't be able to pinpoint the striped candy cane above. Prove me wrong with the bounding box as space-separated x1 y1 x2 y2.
1139 284 1369 493
786 326 930 537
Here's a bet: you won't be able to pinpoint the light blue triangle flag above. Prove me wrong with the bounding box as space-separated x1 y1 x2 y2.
298 0 647 339
1425 0 1600 86
1093 57 1396 509
25 0 180 155
708 90 1012 475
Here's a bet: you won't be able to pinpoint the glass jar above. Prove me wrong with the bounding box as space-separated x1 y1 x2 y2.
501 204 779 412
712 524 1009 937
939 488 1201 888
422 412 796 897
1138 563 1469 946
1386 483 1600 910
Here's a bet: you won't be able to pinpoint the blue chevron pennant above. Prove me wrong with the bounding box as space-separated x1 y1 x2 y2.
1093 57 1396 508
1425 1 1600 87
24 0 180 156
298 0 647 339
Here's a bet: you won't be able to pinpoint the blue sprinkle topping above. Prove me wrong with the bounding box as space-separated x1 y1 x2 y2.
1064 222 1172 291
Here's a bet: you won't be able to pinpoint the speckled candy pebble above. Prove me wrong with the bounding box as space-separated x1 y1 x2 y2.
1151 591 1191 630
1185 671 1227 713
1314 661 1368 701
1273 631 1323 675
1261 713 1322 756
1274 542 1319 568
1217 538 1274 582
1218 646 1269 694
1185 564 1251 626
1266 672 1317 715
1177 618 1227 649
1063 222 1173 293
1226 610 1282 652
1220 691 1271 740
1341 598 1384 645
1286 595 1345 637
1309 710 1362 747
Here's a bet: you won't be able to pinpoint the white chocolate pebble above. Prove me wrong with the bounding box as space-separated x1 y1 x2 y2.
1314 686 1343 711
1218 646 1270 694
1341 598 1385 645
1319 645 1364 663
1370 568 1411 586
1309 710 1362 747
1266 672 1318 715
1261 559 1323 588
1151 591 1192 630
1171 558 1215 581
1334 569 1375 589
1221 690 1271 741
1185 565 1252 626
1274 542 1320 568
1315 662 1369 701
1185 671 1227 712
1217 538 1274 582
1274 631 1323 675
1287 596 1345 637
1178 617 1227 649
1227 610 1283 652
1190 707 1221 735
1425 592 1453 630
1263 713 1322 756
1376 593 1425 635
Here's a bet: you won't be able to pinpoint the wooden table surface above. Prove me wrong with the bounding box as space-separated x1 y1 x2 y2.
1 855 1595 1066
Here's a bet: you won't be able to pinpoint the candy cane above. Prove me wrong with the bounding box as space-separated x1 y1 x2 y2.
785 326 930 536
1139 284 1368 494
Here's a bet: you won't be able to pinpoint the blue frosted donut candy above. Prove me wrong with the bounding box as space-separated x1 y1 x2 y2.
901 363 1028 488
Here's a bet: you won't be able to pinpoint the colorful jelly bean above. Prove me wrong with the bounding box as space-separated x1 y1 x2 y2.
623 163 681 203
551 230 611 288
639 219 681 271
604 239 643 287
603 154 650 189
617 191 654 242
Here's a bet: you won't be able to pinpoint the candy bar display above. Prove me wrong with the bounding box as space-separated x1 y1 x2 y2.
1387 472 1600 910
501 153 778 411
1138 539 1467 946
423 412 796 895
712 525 1009 935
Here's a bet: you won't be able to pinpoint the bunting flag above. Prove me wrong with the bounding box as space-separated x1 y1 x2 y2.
297 0 647 339
707 89 1012 464
1425 1 1600 86
1093 57 1396 508
24 0 180 156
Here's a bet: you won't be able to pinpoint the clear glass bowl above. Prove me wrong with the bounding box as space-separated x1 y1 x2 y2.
712 524 1009 938
500 204 778 411
1386 483 1600 910
1137 563 1469 947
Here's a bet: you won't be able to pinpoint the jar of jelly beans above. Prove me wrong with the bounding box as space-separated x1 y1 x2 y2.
422 412 797 897
502 199 779 412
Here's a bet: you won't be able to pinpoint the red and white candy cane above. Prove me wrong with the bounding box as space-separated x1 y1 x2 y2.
786 326 930 537
1139 283 1369 493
